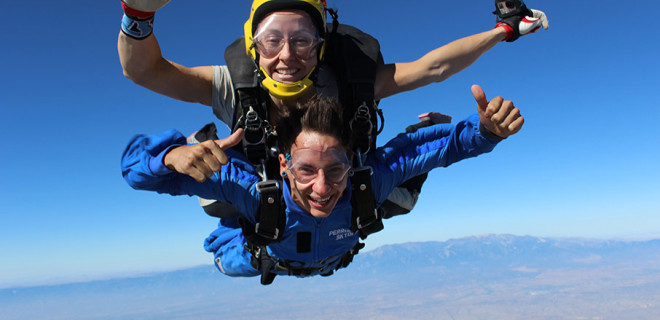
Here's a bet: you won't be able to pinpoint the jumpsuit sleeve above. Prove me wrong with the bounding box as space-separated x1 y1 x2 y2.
368 113 501 205
120 129 260 216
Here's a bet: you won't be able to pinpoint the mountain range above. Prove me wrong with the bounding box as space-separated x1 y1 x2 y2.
3 234 660 319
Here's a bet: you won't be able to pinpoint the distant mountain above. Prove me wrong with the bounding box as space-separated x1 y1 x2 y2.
3 234 660 320
356 234 660 275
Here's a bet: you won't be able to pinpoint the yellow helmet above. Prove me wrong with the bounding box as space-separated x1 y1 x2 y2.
244 0 327 100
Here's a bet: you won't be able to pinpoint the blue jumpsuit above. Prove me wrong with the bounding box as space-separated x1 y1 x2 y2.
121 114 501 277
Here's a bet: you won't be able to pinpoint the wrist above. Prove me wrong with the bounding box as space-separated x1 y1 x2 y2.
121 14 155 40
151 145 182 174
492 24 509 42
479 123 505 141
495 22 514 42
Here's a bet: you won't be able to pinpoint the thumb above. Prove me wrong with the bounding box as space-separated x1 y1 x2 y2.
214 128 244 150
471 84 488 113
531 9 549 30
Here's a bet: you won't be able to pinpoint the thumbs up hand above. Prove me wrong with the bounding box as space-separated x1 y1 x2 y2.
164 129 244 183
471 85 524 139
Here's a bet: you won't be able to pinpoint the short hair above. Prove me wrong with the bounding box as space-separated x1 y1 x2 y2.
276 95 352 154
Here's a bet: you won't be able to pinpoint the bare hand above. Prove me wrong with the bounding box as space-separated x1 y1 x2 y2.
164 129 244 182
471 85 524 139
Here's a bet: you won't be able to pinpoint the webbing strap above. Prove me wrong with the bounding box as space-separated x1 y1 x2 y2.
250 245 277 285
247 241 361 285
240 179 284 248
350 166 383 239
254 180 282 241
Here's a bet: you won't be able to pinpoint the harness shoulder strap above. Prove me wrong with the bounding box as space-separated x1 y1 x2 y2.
224 37 270 150
350 166 383 239
239 179 285 246
325 24 385 238
224 37 261 90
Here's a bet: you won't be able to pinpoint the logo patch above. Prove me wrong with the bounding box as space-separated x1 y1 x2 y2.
328 228 356 240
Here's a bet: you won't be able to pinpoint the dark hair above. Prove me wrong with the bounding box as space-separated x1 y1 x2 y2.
276 95 352 154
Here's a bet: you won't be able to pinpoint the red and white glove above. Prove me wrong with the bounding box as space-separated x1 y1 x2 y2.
122 0 171 15
496 8 549 42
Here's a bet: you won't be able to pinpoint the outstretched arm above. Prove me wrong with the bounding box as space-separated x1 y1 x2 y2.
117 0 214 106
375 28 506 99
374 6 548 100
370 85 524 204
121 128 248 198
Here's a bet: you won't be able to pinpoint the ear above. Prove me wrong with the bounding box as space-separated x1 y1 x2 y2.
278 153 288 175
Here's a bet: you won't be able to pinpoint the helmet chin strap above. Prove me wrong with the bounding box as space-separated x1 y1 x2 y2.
259 66 316 100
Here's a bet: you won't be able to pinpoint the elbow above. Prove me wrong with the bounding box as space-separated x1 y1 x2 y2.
118 55 164 86
123 173 155 191
121 66 135 81
121 64 152 86
428 64 454 84
122 169 146 190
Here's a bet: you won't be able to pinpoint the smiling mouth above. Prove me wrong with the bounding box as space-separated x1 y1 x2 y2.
309 195 332 206
276 68 299 75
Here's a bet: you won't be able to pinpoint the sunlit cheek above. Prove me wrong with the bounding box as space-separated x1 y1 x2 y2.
290 180 311 207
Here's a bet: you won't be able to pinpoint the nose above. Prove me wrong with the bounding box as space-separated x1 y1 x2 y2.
312 170 332 194
278 40 294 60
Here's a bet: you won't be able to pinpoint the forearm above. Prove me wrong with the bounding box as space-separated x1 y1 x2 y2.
371 114 499 202
117 30 214 106
121 129 190 192
118 32 164 85
375 28 506 99
420 28 506 82
121 130 259 212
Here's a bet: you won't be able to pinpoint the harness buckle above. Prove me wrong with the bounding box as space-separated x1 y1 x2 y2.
355 209 379 230
254 222 280 240
242 108 266 146
256 179 279 194
241 107 272 165
254 179 281 240
349 102 374 155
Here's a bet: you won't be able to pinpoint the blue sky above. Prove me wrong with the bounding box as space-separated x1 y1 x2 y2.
1 0 659 288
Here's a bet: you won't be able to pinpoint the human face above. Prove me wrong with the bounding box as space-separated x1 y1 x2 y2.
279 131 350 218
254 11 319 84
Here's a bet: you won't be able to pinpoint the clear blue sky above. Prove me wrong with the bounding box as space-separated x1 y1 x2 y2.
1 0 659 288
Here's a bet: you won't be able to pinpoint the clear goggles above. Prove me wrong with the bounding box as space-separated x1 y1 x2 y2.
286 148 352 185
252 14 322 59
